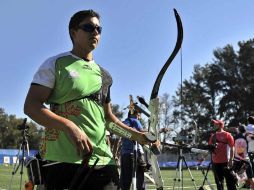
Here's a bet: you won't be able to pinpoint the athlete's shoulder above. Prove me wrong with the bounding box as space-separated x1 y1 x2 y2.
42 52 72 66
97 63 113 85
51 51 74 62
97 64 111 76
32 52 73 88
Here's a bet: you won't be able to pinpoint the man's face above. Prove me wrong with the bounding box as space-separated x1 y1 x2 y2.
71 16 101 51
214 124 223 130
214 124 219 130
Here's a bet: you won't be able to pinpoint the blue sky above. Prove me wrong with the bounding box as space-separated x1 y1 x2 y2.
0 0 253 119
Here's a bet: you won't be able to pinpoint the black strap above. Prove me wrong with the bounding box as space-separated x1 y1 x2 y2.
65 91 102 105
50 90 102 110
212 133 227 144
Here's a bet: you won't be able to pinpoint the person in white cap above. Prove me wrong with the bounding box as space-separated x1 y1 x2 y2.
246 116 254 174
246 116 254 153
208 119 236 190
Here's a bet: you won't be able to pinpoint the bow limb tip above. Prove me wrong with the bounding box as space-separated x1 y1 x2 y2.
173 8 178 15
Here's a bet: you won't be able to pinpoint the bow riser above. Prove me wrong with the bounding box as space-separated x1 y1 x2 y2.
148 97 160 139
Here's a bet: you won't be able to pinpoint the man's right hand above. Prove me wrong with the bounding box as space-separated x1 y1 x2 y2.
65 123 93 158
24 84 94 158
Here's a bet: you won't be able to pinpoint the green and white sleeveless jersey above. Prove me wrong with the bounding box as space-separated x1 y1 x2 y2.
32 52 114 165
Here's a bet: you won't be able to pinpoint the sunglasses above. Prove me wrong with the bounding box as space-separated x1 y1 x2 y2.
79 24 102 34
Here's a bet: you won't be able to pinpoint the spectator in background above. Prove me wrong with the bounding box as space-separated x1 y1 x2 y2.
246 116 254 160
120 110 147 190
234 125 254 189
246 116 254 177
246 116 254 133
209 119 236 190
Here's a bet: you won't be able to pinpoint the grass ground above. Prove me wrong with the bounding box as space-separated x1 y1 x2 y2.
0 165 241 190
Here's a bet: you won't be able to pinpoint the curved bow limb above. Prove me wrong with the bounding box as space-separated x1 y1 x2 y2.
146 9 183 190
150 9 183 100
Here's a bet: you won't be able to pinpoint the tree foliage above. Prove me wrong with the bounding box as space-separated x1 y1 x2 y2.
172 38 254 145
0 108 42 149
111 104 124 120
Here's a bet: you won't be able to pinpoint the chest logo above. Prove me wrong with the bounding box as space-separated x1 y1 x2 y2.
69 70 79 78
83 64 92 70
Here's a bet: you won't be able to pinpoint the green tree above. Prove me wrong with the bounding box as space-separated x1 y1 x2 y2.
172 38 254 145
0 108 41 149
158 93 174 143
111 104 124 120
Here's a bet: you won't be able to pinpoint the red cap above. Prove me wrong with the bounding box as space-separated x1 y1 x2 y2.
212 119 224 128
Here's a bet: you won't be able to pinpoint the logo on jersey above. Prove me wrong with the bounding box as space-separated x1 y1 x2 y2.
83 64 92 70
68 70 79 78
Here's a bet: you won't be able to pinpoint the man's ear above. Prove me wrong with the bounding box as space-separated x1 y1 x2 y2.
70 29 77 40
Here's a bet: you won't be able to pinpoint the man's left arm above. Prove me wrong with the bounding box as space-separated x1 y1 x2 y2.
104 102 149 145
228 133 235 167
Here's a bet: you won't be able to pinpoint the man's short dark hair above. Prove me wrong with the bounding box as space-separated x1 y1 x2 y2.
69 10 100 42
248 116 254 124
238 125 246 133
128 109 140 118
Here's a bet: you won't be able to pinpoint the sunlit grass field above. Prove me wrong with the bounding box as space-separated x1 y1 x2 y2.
0 164 241 189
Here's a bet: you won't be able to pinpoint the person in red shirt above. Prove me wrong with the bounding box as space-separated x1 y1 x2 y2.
208 119 236 190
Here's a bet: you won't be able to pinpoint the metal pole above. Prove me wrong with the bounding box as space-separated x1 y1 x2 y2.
131 141 137 190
